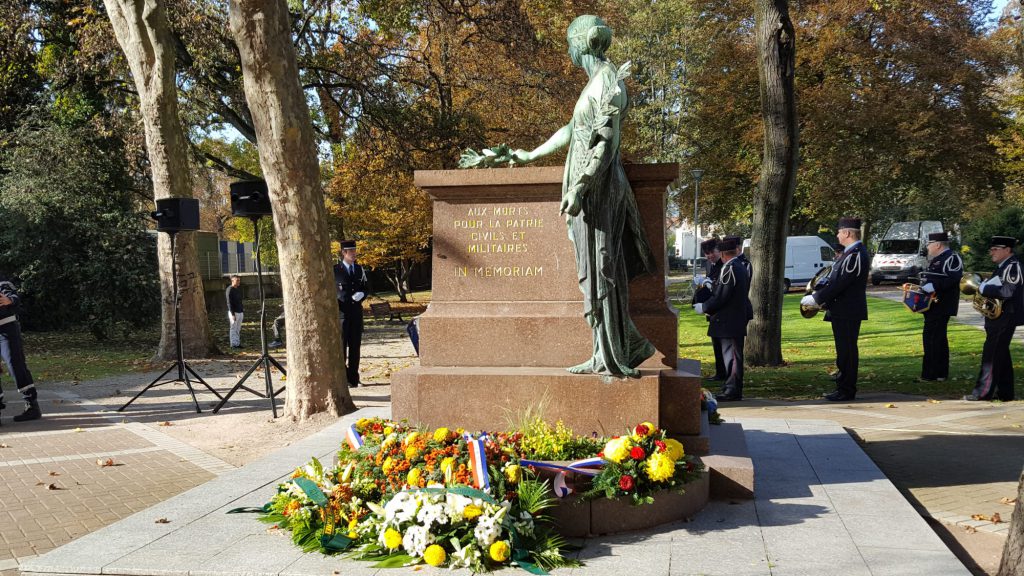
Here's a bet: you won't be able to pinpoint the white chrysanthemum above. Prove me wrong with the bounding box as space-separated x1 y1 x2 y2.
416 501 448 529
383 491 419 524
402 524 434 557
473 514 501 546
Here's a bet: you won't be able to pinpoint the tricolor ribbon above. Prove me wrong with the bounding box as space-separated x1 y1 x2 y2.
519 457 606 497
345 424 363 450
465 435 490 490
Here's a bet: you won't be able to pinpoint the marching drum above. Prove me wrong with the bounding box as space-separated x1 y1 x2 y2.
901 283 936 313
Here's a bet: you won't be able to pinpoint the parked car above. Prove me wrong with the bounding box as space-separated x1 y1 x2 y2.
743 236 835 292
869 220 943 285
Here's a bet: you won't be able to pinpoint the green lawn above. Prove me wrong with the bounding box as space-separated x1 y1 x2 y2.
678 293 1024 400
20 289 432 384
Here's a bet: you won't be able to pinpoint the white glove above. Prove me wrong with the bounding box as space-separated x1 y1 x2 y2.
920 283 935 293
692 274 705 287
353 291 365 302
988 275 1003 288
693 303 704 315
800 295 817 307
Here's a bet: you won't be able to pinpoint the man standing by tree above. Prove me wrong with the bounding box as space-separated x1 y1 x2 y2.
802 217 869 402
0 274 41 423
334 241 368 388
693 237 751 401
225 275 244 349
966 236 1023 402
918 232 963 382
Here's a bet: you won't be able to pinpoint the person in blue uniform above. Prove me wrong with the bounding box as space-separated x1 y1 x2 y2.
965 236 1022 402
917 232 963 382
0 274 41 423
334 240 369 388
802 217 869 402
693 238 726 381
724 235 754 323
694 237 751 401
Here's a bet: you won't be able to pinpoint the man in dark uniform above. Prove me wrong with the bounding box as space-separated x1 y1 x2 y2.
918 232 963 382
966 236 1022 402
802 217 869 402
334 240 369 388
0 274 41 423
693 238 725 381
694 237 750 401
725 235 754 323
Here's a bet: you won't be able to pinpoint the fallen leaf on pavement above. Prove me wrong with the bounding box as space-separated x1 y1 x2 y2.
73 427 83 433
1012 424 1022 429
158 421 173 427
964 525 977 533
992 513 1002 523
48 471 59 476
155 518 170 524
971 513 1002 523
927 399 941 404
97 458 115 467
885 403 896 408
1000 497 1018 505
0 443 9 448
44 483 61 490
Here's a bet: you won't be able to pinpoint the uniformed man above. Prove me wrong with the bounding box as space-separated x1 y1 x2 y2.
801 217 869 401
725 235 754 322
334 240 369 388
693 237 750 401
965 236 1022 402
0 274 41 423
918 232 963 382
693 237 725 381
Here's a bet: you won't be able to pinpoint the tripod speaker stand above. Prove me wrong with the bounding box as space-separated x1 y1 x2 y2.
120 198 222 413
213 181 286 417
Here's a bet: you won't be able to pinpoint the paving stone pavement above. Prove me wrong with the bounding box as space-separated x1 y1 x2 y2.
0 389 234 576
16 410 971 576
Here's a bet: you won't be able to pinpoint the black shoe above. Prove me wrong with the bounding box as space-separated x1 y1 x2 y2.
348 382 360 388
824 391 856 402
13 402 42 422
962 394 985 401
268 340 284 349
717 391 743 402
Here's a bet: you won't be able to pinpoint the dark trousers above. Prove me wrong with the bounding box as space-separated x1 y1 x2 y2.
711 337 726 378
720 337 745 395
921 314 950 380
0 320 35 406
271 312 286 343
973 318 1017 401
340 308 363 385
831 319 861 397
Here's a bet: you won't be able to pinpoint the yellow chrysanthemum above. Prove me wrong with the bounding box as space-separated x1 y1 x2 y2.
664 438 685 461
283 500 302 516
423 544 446 567
407 468 422 486
382 456 394 475
384 426 394 436
489 540 511 563
645 452 676 482
603 437 631 463
631 421 657 441
404 431 420 446
433 427 450 442
383 528 403 550
463 504 483 520
504 465 522 484
405 445 421 461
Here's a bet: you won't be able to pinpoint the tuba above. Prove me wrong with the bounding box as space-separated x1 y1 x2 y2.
960 273 1002 320
800 265 833 318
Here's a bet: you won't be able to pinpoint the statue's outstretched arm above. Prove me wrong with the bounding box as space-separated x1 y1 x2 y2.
512 123 571 165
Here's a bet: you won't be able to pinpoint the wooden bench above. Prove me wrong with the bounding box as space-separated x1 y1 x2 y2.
369 301 404 322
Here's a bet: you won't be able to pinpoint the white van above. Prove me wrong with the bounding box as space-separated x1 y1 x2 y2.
742 236 836 291
869 220 943 285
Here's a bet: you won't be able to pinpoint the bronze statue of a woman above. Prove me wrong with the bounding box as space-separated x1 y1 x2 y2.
464 15 656 377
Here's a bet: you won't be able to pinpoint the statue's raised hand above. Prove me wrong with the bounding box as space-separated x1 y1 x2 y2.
510 149 533 165
458 144 513 169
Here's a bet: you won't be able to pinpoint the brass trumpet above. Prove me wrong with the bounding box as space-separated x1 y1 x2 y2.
960 273 1003 320
800 265 832 318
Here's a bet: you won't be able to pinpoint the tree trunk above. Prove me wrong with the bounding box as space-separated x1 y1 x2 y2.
998 468 1024 576
747 0 799 366
104 0 214 361
228 0 354 419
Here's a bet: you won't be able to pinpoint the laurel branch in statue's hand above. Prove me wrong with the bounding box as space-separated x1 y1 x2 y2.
458 144 514 169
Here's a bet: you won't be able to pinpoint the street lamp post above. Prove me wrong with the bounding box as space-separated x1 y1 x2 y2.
691 169 704 272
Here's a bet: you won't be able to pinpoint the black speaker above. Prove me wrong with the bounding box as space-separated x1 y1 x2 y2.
230 180 272 217
151 198 200 232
